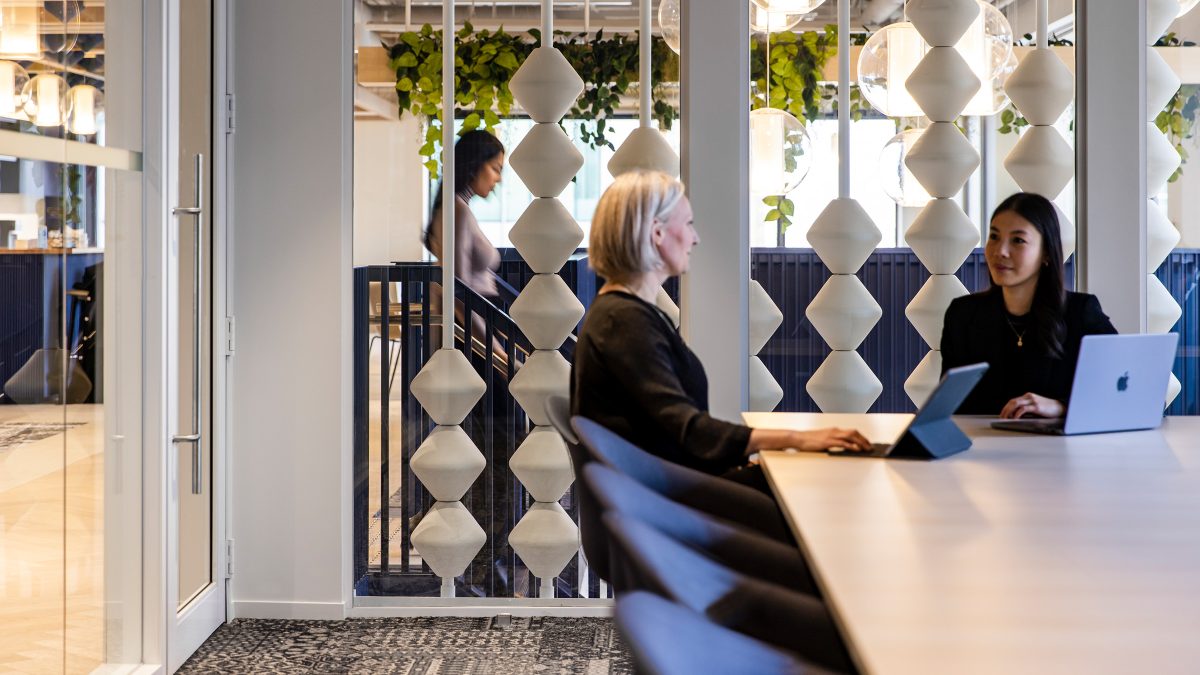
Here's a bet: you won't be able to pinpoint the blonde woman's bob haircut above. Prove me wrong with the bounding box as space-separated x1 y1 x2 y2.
588 170 686 283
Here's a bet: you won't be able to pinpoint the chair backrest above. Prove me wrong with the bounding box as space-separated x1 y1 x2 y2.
603 513 852 673
614 592 818 675
544 395 609 583
571 416 687 493
583 463 817 595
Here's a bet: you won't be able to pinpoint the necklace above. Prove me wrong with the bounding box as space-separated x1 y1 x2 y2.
1004 314 1027 348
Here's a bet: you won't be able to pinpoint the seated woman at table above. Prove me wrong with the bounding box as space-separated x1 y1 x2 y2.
941 192 1117 418
571 171 870 493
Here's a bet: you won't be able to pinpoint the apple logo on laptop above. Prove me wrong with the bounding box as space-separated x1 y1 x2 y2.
1117 371 1130 392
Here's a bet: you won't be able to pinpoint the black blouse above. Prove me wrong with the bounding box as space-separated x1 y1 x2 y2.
940 290 1118 414
570 291 753 475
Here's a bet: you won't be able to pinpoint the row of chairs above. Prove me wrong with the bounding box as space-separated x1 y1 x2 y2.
544 396 856 675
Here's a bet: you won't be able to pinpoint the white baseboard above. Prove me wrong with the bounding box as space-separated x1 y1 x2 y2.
232 600 349 620
350 598 614 618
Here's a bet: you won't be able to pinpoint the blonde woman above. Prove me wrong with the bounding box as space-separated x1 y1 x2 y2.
571 171 869 493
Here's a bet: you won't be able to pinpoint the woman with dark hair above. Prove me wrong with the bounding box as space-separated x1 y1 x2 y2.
941 192 1117 418
424 129 506 299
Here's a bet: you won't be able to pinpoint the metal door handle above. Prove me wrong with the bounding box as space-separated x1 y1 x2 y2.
172 153 204 495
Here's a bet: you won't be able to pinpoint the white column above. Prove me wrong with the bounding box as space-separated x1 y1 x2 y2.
1076 0 1147 333
680 0 750 418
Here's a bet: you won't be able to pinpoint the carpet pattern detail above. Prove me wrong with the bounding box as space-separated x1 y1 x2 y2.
179 617 633 674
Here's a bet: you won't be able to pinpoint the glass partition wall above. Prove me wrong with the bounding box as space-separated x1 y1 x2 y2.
0 1 144 671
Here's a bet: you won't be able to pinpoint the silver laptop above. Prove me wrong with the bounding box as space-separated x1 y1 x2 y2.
992 333 1179 436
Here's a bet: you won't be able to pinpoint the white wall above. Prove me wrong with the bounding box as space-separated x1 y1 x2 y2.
229 0 353 619
354 117 426 265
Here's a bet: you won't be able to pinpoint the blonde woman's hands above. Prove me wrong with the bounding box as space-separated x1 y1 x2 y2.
747 427 872 455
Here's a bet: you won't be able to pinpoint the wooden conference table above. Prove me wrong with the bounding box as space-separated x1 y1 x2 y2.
743 413 1200 675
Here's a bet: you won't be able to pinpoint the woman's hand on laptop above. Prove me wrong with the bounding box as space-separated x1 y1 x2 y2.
749 428 872 453
1000 392 1064 419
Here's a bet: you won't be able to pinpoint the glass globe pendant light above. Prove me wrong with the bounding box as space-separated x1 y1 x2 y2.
66 83 102 135
751 4 804 33
750 19 812 196
0 3 39 60
877 128 931 208
0 59 28 117
658 0 681 54
751 0 826 13
23 73 66 127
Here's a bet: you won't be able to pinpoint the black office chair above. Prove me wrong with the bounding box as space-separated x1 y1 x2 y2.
544 395 612 585
615 591 835 675
603 513 855 674
583 463 819 596
572 416 794 544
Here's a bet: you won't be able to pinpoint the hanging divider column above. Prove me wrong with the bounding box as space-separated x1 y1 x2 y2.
805 0 884 413
1146 0 1185 405
506 0 586 600
409 0 489 599
900 0 982 407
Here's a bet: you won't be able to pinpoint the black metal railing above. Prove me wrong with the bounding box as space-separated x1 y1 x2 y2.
353 263 590 599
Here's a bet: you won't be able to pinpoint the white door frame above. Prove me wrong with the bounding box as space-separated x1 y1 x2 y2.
141 0 231 671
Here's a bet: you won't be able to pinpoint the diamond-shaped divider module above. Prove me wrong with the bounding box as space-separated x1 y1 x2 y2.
510 198 584 274
807 198 883 274
655 287 681 328
907 0 980 46
1148 0 1180 44
748 355 785 412
905 47 981 122
806 350 883 413
410 425 487 502
510 427 575 503
508 501 580 580
510 274 586 350
904 350 943 407
608 127 680 178
1003 125 1074 199
410 501 488 579
1167 373 1182 406
509 123 586 198
508 46 585 124
749 280 783 355
1004 49 1074 126
806 276 883 351
1055 204 1077 260
1148 274 1183 334
1147 47 1182 120
509 350 571 427
904 122 980 199
411 349 487 425
1148 124 1183 195
906 198 980 274
1148 202 1182 271
906 275 970 348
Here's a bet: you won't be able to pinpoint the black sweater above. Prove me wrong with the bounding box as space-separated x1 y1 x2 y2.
570 291 752 475
940 290 1118 414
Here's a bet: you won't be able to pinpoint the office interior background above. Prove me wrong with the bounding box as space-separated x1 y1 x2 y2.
0 0 1195 672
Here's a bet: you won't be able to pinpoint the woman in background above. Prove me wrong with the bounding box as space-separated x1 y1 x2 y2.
941 192 1117 418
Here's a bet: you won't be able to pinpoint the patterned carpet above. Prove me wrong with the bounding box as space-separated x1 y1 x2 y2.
179 616 633 674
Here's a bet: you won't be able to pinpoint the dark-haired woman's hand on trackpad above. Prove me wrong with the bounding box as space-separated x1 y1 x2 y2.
1000 392 1065 419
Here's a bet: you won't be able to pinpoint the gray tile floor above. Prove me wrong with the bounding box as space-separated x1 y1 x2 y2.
179 616 633 674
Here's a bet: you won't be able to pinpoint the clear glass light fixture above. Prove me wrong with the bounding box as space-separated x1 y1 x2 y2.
749 107 812 196
0 4 39 60
41 0 81 55
751 0 826 13
23 73 66 127
751 4 803 33
858 0 1015 118
66 83 101 135
659 0 681 54
0 59 28 117
877 128 931 208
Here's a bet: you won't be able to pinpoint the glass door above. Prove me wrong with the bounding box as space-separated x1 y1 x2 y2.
166 0 224 669
0 0 145 672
